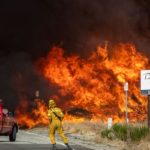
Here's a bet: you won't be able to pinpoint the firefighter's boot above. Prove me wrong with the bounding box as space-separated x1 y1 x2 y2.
52 144 57 150
65 143 72 150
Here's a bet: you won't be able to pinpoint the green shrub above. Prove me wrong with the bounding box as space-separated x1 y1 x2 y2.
101 124 149 142
129 126 149 141
101 129 116 140
101 129 112 138
112 124 127 141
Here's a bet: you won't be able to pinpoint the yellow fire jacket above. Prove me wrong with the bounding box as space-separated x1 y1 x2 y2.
48 107 64 122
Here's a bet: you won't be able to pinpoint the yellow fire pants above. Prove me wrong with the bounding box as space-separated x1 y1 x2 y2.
49 120 68 144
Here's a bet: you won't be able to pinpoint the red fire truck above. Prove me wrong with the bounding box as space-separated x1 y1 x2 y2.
0 100 18 141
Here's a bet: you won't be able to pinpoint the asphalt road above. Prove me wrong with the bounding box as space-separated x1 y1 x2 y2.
0 130 93 150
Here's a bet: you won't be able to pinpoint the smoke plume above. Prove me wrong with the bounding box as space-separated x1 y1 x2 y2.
0 0 150 110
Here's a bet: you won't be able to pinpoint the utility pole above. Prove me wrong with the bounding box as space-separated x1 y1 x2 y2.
148 91 150 128
124 82 129 142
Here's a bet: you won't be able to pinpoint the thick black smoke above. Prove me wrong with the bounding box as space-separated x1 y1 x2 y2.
1 0 150 58
0 0 150 109
0 52 53 111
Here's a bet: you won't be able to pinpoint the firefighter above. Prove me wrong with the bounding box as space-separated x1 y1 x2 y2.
48 99 72 150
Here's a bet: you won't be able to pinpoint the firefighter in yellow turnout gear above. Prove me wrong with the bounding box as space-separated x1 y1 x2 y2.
48 99 72 150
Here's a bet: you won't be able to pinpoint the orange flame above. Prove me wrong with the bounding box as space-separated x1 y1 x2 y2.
16 100 48 128
17 43 149 128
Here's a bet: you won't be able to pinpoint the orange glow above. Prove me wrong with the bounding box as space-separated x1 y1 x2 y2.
16 100 49 128
16 43 149 128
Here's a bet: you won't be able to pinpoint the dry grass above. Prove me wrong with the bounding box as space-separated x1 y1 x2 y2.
63 120 105 135
63 121 150 150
